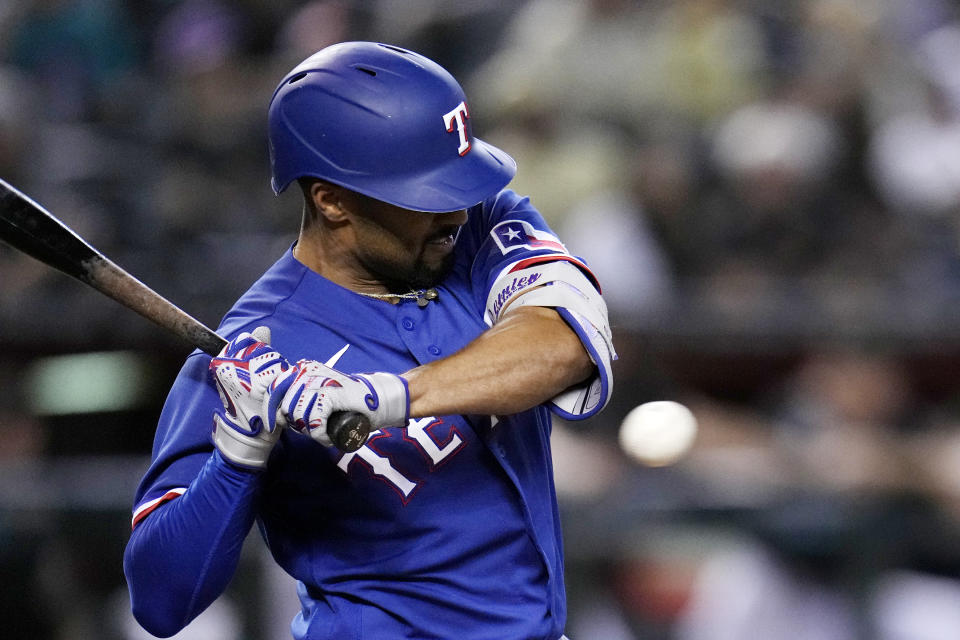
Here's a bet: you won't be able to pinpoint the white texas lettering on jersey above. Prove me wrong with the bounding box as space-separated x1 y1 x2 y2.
336 417 464 502
442 101 471 156
337 435 418 499
406 417 464 465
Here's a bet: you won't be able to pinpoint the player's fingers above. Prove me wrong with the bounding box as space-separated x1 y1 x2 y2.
281 380 321 431
278 376 337 446
251 325 271 344
265 368 296 433
221 332 260 358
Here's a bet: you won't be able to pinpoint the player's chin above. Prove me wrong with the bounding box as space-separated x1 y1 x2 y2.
408 251 455 289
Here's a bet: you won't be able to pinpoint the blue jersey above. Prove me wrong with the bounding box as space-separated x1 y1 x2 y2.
127 190 609 640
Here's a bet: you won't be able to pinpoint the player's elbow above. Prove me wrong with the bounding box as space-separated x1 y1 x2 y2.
123 527 193 637
129 596 188 638
126 576 192 638
543 308 598 386
564 332 598 385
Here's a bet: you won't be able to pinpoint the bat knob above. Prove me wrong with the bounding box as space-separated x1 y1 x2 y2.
328 411 371 452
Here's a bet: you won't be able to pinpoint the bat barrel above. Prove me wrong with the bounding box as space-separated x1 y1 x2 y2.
0 180 100 280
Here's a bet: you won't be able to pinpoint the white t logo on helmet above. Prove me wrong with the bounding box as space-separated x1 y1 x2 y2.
442 101 471 156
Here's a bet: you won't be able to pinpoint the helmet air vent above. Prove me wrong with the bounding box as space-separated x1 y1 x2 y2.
355 67 377 77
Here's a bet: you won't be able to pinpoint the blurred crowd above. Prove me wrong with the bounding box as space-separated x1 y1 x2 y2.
2 0 960 639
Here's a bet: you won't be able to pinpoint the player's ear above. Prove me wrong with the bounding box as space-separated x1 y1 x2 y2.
305 180 346 223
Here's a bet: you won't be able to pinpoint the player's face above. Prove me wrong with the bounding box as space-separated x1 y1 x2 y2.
349 195 468 291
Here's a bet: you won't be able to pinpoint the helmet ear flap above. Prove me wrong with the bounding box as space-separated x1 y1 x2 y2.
268 42 516 213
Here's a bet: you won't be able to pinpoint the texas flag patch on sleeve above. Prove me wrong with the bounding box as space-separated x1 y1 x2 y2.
490 220 568 255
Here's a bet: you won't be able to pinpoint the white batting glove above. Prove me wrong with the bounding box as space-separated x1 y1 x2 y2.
280 360 409 447
209 327 296 469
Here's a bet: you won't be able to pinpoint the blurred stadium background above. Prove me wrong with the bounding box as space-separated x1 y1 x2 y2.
2 0 960 638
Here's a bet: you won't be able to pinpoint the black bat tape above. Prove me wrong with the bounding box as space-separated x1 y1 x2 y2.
0 178 370 452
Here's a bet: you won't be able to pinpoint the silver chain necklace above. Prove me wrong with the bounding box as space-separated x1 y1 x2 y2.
356 288 439 307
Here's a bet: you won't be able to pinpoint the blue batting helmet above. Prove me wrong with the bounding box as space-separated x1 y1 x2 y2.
268 42 517 213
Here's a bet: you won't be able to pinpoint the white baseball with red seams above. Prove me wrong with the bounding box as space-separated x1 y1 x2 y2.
619 401 698 466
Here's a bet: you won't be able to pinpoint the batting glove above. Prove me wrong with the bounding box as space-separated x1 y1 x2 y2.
209 327 296 469
281 360 409 447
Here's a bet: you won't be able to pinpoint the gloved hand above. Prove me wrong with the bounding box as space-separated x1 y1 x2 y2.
281 359 409 447
209 327 296 469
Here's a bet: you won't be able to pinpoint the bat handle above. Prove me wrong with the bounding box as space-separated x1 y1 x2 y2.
328 411 371 452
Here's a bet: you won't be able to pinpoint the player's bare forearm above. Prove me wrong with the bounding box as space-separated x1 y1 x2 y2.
402 306 594 417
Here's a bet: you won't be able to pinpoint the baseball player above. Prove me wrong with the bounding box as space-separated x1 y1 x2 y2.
124 42 615 640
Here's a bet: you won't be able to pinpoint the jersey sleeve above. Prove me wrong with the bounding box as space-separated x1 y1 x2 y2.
125 343 269 637
129 352 223 526
466 190 600 321
466 190 613 420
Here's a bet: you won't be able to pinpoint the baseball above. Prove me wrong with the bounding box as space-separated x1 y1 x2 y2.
619 401 698 466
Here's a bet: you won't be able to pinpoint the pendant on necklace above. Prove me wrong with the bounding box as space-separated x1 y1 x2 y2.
417 288 439 307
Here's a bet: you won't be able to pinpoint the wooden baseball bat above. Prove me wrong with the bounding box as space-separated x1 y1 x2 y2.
0 178 370 452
